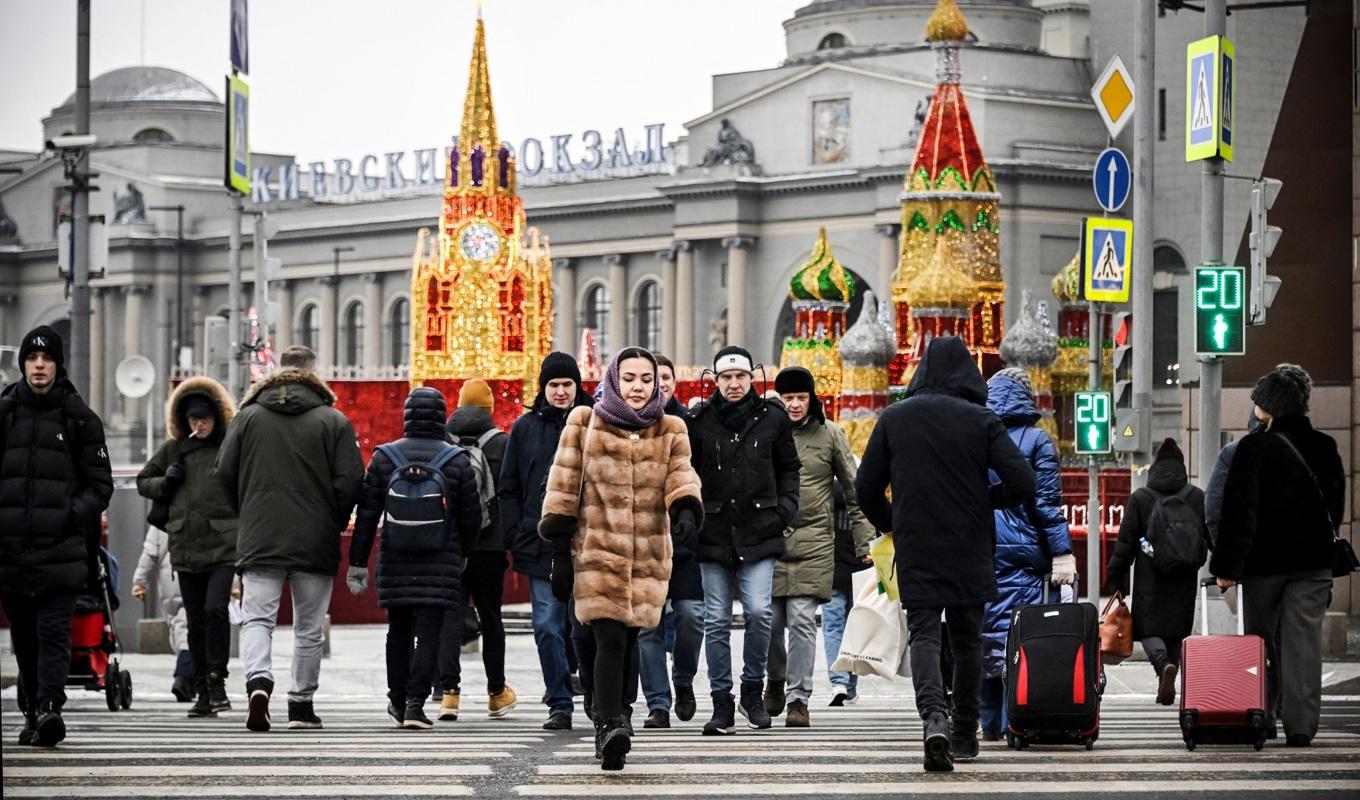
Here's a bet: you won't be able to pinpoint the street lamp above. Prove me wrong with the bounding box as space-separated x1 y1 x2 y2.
332 246 355 366
149 204 185 369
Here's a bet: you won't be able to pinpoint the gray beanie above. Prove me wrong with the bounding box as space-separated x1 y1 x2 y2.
989 366 1033 395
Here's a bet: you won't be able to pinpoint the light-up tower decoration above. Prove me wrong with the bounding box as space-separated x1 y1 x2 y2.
781 227 856 417
836 289 896 455
890 0 1004 387
409 11 553 390
999 289 1060 443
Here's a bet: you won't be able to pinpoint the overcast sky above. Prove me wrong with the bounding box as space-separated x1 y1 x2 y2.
1 0 803 164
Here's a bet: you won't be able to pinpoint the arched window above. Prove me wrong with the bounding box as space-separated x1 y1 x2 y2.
1153 245 1187 391
387 297 410 367
817 32 848 50
295 304 320 352
581 283 611 356
635 280 662 352
133 127 174 143
342 301 364 367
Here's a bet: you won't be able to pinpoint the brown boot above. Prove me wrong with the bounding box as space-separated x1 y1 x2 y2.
784 700 810 727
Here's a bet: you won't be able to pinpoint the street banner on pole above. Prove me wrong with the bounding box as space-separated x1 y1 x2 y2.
225 74 250 195
1082 217 1134 304
1185 35 1235 162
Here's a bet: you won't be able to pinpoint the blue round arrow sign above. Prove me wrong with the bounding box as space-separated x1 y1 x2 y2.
1093 147 1131 213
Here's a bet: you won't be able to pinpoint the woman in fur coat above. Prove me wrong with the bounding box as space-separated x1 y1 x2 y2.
539 347 703 771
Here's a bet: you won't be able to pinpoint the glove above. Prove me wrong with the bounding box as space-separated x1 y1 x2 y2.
1051 553 1077 586
346 565 369 596
164 463 187 486
549 551 574 603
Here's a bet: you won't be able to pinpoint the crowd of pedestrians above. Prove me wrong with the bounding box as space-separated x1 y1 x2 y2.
0 325 1345 771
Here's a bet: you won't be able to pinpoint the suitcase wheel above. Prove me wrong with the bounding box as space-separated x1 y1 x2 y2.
1083 737 1095 751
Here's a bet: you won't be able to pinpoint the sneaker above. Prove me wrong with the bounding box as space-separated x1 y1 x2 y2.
673 684 697 722
828 689 849 707
387 700 404 727
764 680 786 717
286 700 323 730
644 708 670 729
439 691 461 721
189 679 216 719
951 723 980 762
208 673 231 713
702 692 736 736
33 702 65 748
542 712 572 731
738 681 772 730
172 674 194 702
785 700 810 728
600 718 631 771
488 686 517 718
1157 663 1178 706
923 713 953 772
245 678 273 732
401 698 433 730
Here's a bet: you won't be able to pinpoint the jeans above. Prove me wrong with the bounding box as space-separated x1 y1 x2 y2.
1243 569 1332 739
528 577 573 717
905 604 984 732
571 600 638 716
440 550 507 695
592 619 640 723
2 592 77 711
638 598 704 711
386 605 444 702
768 595 820 704
979 676 1007 734
700 558 775 695
1141 636 1184 678
239 568 332 703
821 588 857 697
177 565 235 680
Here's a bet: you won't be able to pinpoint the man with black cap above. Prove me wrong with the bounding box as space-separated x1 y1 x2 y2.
498 351 593 730
687 345 801 734
0 325 113 746
764 366 874 728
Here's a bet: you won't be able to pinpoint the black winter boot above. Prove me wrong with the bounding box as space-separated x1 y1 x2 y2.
33 700 66 747
188 678 216 718
593 718 607 759
208 672 231 712
172 673 194 702
599 716 631 771
738 681 772 730
923 712 954 772
673 684 697 722
764 680 786 717
400 697 433 730
17 711 37 746
245 677 273 732
287 700 323 729
702 692 736 736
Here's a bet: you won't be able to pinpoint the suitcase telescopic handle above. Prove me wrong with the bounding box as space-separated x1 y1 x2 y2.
1042 573 1079 604
1198 576 1244 636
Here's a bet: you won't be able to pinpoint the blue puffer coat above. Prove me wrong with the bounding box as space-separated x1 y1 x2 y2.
981 375 1072 680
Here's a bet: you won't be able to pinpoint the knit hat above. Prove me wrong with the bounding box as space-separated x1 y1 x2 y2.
1154 437 1184 463
181 395 215 419
537 351 582 390
713 345 754 376
1250 363 1311 419
18 325 64 376
458 378 494 415
988 366 1033 395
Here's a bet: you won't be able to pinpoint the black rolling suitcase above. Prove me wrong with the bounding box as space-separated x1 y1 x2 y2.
1005 577 1101 750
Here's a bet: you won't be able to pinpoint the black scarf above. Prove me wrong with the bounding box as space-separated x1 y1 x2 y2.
715 388 760 432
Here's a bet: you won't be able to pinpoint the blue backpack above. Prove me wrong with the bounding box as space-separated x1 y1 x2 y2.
376 443 462 553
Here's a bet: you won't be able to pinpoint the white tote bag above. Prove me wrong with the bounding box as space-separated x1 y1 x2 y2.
832 569 910 680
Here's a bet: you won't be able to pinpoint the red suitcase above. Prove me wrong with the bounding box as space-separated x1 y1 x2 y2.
1179 577 1269 751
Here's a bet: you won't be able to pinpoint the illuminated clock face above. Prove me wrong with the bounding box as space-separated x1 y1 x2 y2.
459 222 501 262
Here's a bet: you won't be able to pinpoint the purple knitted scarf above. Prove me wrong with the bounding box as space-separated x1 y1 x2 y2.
593 350 666 429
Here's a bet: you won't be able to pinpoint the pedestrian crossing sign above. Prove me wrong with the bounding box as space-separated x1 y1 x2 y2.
1081 217 1134 304
1185 35 1235 162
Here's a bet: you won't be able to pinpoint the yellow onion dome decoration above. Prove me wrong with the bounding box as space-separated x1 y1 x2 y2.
905 236 975 310
789 227 856 303
1051 250 1082 304
925 0 969 43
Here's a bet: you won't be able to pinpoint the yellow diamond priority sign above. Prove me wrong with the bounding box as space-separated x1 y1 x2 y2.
1092 55 1135 140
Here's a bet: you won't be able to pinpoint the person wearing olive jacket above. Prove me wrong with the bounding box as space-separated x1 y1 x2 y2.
764 367 874 728
137 375 238 719
216 346 365 733
687 345 801 735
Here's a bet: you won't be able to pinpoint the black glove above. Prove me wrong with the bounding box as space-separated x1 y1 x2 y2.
164 463 187 486
550 550 574 603
672 519 697 563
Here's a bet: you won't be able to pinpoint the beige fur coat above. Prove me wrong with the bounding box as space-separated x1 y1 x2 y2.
539 406 703 628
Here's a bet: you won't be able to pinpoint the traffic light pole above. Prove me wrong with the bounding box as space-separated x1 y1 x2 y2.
1087 301 1103 605
1130 0 1155 490
1198 0 1226 489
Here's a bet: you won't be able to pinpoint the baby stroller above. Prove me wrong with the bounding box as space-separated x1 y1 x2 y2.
15 548 132 713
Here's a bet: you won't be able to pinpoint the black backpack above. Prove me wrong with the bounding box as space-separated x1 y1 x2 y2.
376 443 463 553
1146 485 1207 573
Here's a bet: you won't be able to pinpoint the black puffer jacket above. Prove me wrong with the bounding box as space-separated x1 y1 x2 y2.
446 406 508 551
498 391 593 580
688 389 801 566
0 378 113 595
855 337 1035 609
351 388 483 609
1212 415 1344 580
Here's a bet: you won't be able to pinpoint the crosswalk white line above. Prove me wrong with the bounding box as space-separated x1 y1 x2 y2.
3 786 474 798
536 760 1360 775
511 781 1360 797
4 765 495 777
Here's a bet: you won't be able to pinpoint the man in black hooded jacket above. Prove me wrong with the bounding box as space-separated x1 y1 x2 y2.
0 326 113 747
856 336 1034 772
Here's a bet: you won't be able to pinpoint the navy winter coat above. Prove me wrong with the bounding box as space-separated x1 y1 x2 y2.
980 375 1072 679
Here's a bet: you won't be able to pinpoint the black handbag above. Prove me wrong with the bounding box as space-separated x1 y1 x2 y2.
147 443 178 530
1274 434 1356 577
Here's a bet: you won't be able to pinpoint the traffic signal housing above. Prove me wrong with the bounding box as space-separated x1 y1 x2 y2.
1109 311 1147 454
1074 390 1113 455
1194 265 1246 356
1249 177 1282 325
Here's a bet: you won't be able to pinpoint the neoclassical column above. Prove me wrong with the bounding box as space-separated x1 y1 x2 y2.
553 258 574 352
673 241 694 367
876 224 901 301
656 248 677 358
318 275 339 371
363 273 382 371
605 253 628 356
89 288 105 418
273 279 292 354
722 236 754 349
122 284 150 422
192 286 209 370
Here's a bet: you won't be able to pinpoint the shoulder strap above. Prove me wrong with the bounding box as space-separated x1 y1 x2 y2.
476 428 502 449
426 444 462 473
1173 484 1192 501
1274 432 1335 528
377 443 408 469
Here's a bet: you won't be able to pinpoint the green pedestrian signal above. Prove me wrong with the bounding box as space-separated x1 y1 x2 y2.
1195 265 1246 355
1074 391 1112 455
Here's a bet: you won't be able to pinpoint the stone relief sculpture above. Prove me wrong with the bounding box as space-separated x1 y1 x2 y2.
904 97 930 152
112 182 146 225
708 308 728 352
700 119 756 167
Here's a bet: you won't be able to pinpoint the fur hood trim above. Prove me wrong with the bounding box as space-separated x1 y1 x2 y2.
239 368 337 409
166 376 237 440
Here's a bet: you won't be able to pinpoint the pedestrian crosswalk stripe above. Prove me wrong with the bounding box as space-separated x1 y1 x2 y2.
512 781 1360 797
536 760 1360 775
3 786 473 798
4 765 495 777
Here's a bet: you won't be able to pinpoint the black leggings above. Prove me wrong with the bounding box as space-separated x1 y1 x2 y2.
591 619 639 724
178 565 235 680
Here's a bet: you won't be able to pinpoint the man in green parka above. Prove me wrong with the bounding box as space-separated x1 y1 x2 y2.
764 367 875 727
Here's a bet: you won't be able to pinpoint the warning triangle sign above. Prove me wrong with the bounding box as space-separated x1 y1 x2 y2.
1192 63 1213 129
1122 425 1134 438
1094 234 1122 281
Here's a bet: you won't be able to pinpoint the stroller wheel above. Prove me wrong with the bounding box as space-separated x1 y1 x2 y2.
119 670 133 709
105 662 122 712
